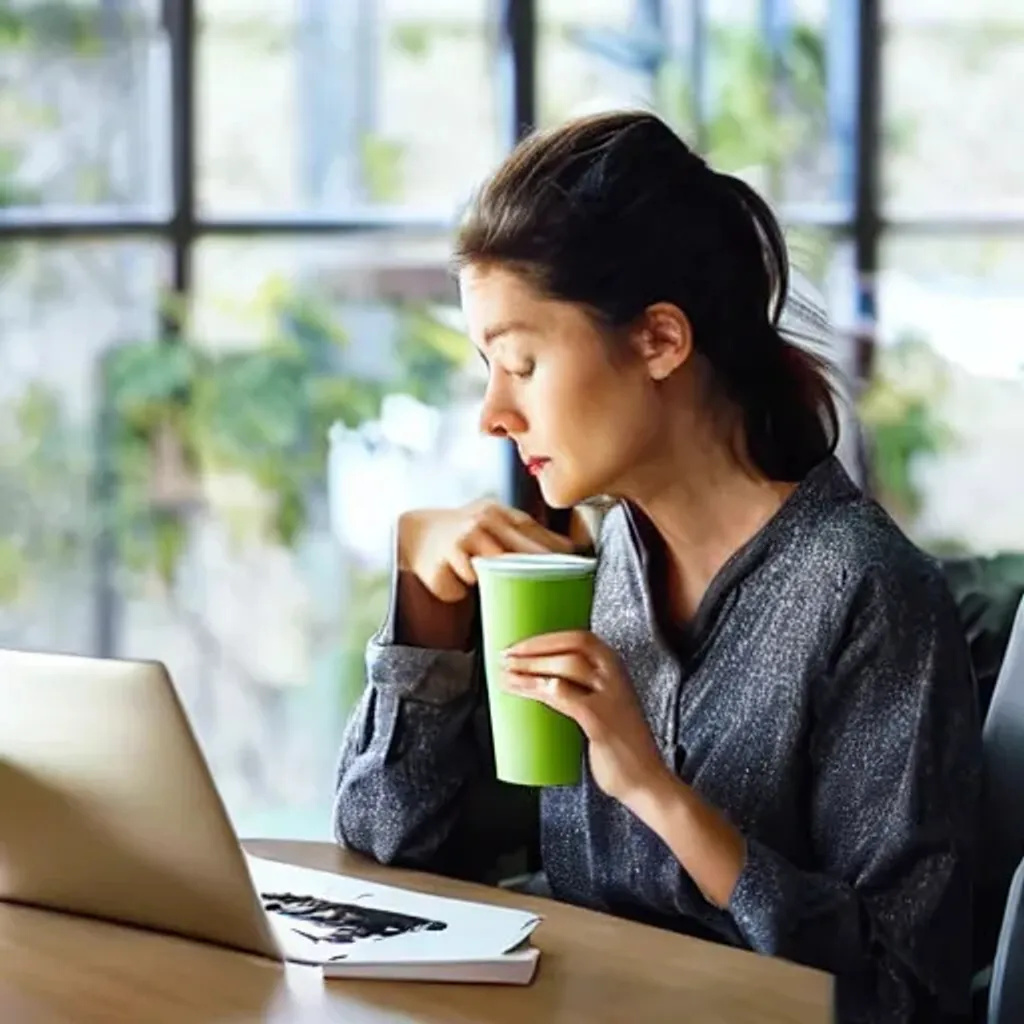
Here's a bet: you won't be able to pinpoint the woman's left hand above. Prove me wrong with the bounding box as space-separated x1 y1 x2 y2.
504 630 747 909
502 631 672 807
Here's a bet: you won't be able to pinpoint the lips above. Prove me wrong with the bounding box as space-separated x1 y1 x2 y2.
525 457 550 477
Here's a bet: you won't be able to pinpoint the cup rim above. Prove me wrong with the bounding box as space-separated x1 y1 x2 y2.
471 553 597 577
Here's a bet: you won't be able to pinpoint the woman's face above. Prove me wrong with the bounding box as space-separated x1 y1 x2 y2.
460 264 680 509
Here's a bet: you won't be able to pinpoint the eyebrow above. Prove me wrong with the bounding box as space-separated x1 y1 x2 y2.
481 320 537 346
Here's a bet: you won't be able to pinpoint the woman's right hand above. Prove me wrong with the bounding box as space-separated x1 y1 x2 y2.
397 500 577 606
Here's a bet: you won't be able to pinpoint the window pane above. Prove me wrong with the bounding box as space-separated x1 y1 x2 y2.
0 1 169 213
197 0 501 215
538 0 640 125
883 4 1024 212
175 234 502 837
870 236 1024 553
0 239 165 654
538 0 847 211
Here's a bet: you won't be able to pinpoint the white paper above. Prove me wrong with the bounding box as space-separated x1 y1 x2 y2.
246 854 541 967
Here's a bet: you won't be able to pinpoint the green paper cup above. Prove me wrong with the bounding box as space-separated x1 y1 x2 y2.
472 553 597 787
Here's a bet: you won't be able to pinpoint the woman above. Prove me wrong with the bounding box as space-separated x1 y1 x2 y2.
333 111 980 1023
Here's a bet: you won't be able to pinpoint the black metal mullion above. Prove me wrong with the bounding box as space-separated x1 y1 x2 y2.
195 211 456 234
845 0 883 494
853 0 882 387
0 211 461 237
7 211 1024 242
496 0 538 510
90 0 198 658
0 215 168 238
167 0 196 297
498 0 537 152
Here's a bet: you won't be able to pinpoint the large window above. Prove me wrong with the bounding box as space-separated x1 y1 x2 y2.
3 1 1018 840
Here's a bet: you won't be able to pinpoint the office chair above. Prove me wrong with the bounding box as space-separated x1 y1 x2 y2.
989 856 1024 1024
975 596 1024 1016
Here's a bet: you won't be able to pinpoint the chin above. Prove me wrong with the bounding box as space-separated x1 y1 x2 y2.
538 470 602 511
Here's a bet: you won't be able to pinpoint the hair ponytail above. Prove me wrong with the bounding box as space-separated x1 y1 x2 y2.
702 171 840 479
740 329 839 480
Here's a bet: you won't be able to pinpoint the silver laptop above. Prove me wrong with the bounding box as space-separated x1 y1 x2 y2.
0 647 310 960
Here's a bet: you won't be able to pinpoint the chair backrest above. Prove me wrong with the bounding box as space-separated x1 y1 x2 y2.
941 553 1024 721
989 857 1024 1024
979 596 1024 960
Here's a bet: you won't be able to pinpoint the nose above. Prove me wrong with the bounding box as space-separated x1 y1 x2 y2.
478 375 527 439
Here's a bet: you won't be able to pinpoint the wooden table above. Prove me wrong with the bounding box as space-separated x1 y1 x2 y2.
0 839 832 1023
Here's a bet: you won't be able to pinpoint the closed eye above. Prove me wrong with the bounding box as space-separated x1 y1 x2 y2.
478 349 534 380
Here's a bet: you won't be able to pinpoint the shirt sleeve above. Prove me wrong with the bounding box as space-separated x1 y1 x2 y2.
727 559 982 1023
332 550 539 880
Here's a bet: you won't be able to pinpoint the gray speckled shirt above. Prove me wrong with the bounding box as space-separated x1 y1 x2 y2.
333 458 981 1023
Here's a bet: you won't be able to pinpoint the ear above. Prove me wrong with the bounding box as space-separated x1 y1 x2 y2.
630 303 694 382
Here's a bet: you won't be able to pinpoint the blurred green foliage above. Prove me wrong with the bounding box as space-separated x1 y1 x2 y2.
859 335 957 531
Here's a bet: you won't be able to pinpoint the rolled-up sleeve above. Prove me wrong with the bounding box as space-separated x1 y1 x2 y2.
728 564 981 1023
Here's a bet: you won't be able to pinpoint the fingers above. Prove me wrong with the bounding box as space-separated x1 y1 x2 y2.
445 502 581 597
502 650 597 691
481 505 576 555
514 516 577 554
449 526 506 586
461 503 576 562
505 630 601 661
502 670 582 721
483 516 563 555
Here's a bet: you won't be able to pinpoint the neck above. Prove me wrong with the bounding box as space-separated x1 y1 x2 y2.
618 429 798 623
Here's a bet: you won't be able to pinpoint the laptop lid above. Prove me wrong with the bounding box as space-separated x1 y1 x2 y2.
0 647 282 960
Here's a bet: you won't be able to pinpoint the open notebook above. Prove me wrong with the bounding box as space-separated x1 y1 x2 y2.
249 856 542 985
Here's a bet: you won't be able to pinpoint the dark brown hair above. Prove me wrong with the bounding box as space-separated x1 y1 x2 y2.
453 110 839 482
